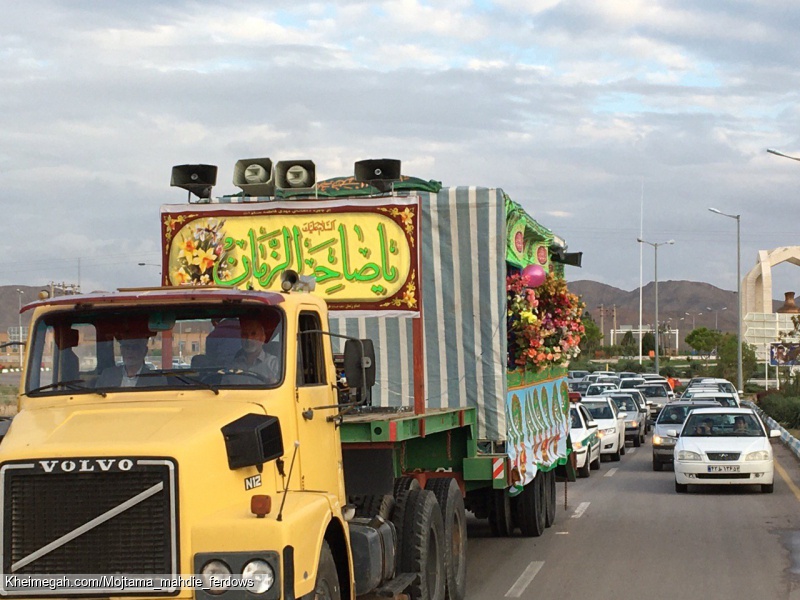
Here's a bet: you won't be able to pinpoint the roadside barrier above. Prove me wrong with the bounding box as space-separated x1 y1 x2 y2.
743 400 800 461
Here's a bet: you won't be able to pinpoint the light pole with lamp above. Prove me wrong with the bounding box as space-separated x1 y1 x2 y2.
708 208 742 392
637 238 675 375
15 289 23 367
706 306 727 331
684 311 702 330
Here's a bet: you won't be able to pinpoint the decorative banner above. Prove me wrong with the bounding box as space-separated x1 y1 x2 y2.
506 368 570 494
161 199 420 314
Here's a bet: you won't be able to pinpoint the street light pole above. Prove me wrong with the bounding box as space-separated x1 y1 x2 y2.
637 238 675 375
709 208 743 392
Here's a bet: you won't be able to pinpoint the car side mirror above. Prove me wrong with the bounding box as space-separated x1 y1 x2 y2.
769 430 781 439
586 420 597 428
618 412 628 420
666 429 678 437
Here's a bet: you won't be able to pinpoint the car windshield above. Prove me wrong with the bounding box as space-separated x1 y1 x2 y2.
658 406 691 425
682 413 764 437
639 385 667 398
584 403 614 420
570 408 582 429
25 304 287 395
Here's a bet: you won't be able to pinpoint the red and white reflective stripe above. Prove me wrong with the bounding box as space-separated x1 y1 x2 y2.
492 458 504 480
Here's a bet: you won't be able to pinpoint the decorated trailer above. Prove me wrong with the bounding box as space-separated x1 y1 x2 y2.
160 161 584 542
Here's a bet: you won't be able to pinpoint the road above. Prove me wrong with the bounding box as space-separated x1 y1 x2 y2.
466 438 800 600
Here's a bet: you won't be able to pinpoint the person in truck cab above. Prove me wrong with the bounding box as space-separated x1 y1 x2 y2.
96 335 164 388
226 316 280 384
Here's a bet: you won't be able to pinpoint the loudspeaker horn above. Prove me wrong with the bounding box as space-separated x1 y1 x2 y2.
170 164 218 199
354 158 401 193
233 158 275 197
553 252 583 268
275 160 316 194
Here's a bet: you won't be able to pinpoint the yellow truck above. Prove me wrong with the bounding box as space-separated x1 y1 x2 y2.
1 158 581 600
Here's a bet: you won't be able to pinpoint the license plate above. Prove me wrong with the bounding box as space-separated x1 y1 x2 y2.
708 465 740 473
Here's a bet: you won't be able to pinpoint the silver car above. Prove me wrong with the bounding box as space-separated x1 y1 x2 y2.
651 401 720 471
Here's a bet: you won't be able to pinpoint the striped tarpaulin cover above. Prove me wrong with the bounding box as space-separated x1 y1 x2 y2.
330 187 508 441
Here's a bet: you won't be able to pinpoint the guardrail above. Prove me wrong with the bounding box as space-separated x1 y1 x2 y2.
742 400 800 461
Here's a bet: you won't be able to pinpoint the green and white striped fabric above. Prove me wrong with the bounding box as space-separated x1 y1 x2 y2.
330 187 508 441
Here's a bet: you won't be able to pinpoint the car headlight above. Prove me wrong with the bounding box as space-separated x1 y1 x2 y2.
745 450 770 461
201 560 232 595
573 440 583 449
626 420 638 427
677 450 701 461
243 559 276 594
653 435 663 445
653 435 675 446
600 428 616 436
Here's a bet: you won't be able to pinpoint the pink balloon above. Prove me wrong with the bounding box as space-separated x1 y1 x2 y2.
521 264 546 288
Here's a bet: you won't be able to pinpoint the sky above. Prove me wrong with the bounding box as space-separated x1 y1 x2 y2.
2 0 800 298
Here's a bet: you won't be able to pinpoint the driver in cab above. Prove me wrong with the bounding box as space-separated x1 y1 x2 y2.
227 317 280 384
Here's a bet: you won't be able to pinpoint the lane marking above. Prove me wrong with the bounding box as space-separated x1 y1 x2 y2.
555 531 569 535
775 458 800 503
505 561 545 597
628 448 636 454
571 501 590 519
604 468 618 477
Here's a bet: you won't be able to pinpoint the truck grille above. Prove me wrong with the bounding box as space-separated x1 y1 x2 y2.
1 458 178 595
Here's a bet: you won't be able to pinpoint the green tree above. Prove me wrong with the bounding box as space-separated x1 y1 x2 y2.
580 312 602 355
685 327 721 361
642 331 655 355
714 334 757 383
620 331 636 357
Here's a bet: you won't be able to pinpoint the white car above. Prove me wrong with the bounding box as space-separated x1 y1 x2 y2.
570 403 601 477
581 398 627 462
684 391 740 408
585 382 618 396
670 407 781 494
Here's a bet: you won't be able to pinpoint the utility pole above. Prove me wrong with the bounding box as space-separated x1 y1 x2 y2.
597 304 606 346
612 305 618 345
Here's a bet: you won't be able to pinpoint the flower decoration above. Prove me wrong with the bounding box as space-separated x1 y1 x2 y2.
171 219 230 285
507 271 585 370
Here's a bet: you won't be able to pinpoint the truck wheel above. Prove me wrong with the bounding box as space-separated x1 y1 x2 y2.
303 541 340 600
426 479 467 600
401 489 446 600
513 474 545 537
392 476 421 553
355 494 395 520
544 471 556 528
488 489 513 537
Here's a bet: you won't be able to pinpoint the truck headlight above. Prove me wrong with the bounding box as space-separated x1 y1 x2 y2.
677 450 701 461
745 450 770 461
201 560 232 595
243 559 275 594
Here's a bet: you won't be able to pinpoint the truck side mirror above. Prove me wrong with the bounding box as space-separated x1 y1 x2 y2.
221 414 284 470
343 339 376 390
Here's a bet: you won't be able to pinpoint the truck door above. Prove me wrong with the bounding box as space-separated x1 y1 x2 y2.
294 310 344 499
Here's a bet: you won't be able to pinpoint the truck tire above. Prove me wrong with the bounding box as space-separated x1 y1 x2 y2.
302 540 341 600
354 494 395 520
392 476 421 553
426 478 467 600
513 474 545 537
544 470 556 528
488 489 513 537
401 489 446 600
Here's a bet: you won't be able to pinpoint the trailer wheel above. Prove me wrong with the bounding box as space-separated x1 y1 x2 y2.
392 476 421 553
401 489 446 600
513 473 545 537
302 540 341 600
426 479 467 600
544 470 556 528
488 489 513 537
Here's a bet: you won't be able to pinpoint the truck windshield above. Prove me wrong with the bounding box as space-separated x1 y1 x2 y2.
25 304 285 395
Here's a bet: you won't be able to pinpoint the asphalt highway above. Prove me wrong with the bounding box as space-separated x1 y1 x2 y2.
466 438 800 600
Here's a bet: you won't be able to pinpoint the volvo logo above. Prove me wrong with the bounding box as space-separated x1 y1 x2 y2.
38 458 135 473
